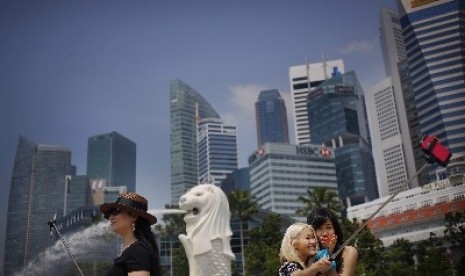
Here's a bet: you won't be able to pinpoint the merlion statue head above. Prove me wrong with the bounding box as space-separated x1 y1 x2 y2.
179 184 234 258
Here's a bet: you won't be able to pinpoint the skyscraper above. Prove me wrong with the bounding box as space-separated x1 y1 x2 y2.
255 89 289 146
289 59 345 145
366 78 411 196
397 0 465 177
308 71 378 206
86 131 136 192
371 6 424 194
4 136 72 276
198 118 238 186
170 79 220 204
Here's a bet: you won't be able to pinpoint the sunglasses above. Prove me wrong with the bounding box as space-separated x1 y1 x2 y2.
109 208 122 217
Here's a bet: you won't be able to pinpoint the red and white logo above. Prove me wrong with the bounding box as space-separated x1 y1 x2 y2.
320 148 331 157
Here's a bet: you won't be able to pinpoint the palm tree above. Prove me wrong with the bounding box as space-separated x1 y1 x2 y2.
296 186 343 217
228 190 258 276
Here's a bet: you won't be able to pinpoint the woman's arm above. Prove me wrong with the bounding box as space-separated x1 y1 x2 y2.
291 259 332 276
339 246 358 276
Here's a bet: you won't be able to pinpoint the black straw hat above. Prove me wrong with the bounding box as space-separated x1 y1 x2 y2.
100 192 157 225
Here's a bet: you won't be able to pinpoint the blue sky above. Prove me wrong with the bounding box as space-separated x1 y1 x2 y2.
0 0 398 264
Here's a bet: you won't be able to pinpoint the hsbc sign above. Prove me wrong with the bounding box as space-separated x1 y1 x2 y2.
296 146 332 158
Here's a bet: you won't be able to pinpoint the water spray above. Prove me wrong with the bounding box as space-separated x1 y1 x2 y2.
48 214 85 276
329 135 452 260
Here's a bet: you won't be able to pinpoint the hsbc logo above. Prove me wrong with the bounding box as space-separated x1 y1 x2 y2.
296 146 331 158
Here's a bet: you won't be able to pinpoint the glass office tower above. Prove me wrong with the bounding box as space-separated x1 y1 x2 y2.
397 0 465 177
87 131 136 192
4 136 72 276
289 59 345 145
255 89 289 146
308 71 378 206
198 118 238 186
170 79 220 204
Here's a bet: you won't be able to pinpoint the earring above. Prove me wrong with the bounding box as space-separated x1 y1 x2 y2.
132 223 135 232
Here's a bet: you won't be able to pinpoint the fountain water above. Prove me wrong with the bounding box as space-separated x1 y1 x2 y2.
15 221 115 276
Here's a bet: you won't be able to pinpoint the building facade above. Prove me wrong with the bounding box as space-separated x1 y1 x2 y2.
4 136 72 276
289 59 345 145
397 0 465 178
170 79 220 204
366 78 411 197
221 167 251 194
198 118 238 186
64 175 91 215
255 89 289 146
87 131 136 192
375 7 421 193
308 71 378 206
248 143 337 220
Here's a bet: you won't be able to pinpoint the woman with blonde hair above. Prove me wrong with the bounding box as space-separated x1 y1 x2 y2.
279 222 336 276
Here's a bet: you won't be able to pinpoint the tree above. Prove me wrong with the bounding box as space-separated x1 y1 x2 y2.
228 190 258 276
444 210 465 252
352 222 385 276
296 186 343 217
415 233 453 276
244 213 283 276
444 210 465 275
382 238 416 276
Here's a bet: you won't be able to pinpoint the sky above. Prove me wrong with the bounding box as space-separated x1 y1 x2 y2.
0 0 398 266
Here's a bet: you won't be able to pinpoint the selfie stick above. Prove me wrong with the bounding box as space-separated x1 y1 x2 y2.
330 135 452 260
48 215 85 276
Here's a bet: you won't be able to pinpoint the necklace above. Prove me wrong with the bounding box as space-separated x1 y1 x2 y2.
120 240 136 255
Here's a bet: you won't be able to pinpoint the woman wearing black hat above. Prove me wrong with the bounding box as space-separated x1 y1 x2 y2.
100 192 161 276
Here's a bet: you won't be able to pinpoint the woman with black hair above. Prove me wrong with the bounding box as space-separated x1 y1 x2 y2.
307 208 358 276
100 192 162 276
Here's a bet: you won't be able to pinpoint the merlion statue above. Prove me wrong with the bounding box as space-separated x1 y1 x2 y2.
178 184 235 276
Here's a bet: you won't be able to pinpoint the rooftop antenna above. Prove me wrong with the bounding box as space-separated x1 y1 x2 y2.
305 56 311 93
322 51 328 80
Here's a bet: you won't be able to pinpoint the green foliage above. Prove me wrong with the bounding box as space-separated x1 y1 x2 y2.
244 213 282 276
228 189 259 275
352 222 384 275
444 210 465 253
228 190 259 221
172 246 189 276
296 186 343 217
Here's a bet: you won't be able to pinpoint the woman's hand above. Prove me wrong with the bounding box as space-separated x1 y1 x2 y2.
312 258 332 274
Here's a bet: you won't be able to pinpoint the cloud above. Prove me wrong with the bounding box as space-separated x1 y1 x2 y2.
338 39 375 55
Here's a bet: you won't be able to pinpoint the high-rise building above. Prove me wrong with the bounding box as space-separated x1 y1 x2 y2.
289 59 344 145
221 167 251 194
87 131 136 192
374 6 424 194
366 78 411 196
255 89 289 146
4 136 72 276
198 118 238 186
248 143 337 220
308 71 378 206
170 79 220 204
64 175 91 215
397 0 465 178
398 60 429 185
